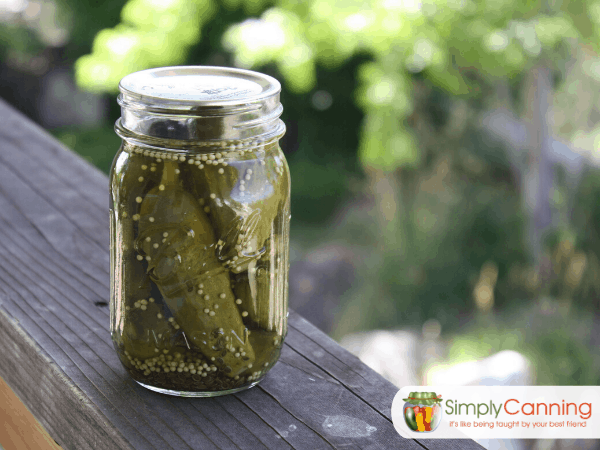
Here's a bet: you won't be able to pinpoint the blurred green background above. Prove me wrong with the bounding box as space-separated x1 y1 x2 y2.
4 0 600 401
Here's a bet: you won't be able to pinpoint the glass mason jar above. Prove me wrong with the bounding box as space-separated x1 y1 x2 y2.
109 66 290 397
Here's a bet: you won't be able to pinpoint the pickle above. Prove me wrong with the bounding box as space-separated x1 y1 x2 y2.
184 142 286 274
111 142 289 392
244 329 284 382
232 260 276 333
122 299 176 361
113 146 163 360
113 145 156 306
136 160 256 378
231 226 288 335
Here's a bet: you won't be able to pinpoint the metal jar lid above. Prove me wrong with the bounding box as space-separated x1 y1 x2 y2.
117 66 285 142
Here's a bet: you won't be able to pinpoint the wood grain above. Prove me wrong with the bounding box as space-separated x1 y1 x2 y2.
0 99 482 450
0 375 62 450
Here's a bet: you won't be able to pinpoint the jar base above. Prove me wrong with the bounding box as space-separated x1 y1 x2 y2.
134 376 265 397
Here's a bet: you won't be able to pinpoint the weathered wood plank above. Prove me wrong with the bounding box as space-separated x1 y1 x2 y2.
285 315 485 450
254 345 411 449
0 307 135 450
0 98 482 450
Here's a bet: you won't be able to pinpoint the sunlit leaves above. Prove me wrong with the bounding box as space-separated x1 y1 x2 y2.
534 15 578 47
222 7 316 92
92 27 142 62
75 0 215 92
356 63 413 114
358 112 420 171
277 43 316 92
121 0 212 44
75 25 189 92
222 16 287 66
74 0 593 169
590 1 600 24
244 0 583 170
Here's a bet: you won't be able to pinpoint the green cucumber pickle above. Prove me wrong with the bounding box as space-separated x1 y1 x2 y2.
109 139 290 395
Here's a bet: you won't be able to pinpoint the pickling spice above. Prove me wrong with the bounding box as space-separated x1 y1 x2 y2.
109 66 290 397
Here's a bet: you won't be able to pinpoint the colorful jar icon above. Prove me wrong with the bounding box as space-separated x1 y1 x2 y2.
403 391 443 432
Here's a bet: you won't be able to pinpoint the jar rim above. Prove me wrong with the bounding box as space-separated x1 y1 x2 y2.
114 118 285 153
117 66 284 141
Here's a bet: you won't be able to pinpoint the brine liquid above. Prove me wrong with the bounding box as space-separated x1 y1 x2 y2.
109 139 290 395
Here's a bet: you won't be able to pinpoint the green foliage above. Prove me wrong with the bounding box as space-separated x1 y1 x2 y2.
73 0 593 171
51 126 122 174
443 305 600 385
0 23 43 57
59 0 129 61
75 0 217 92
447 329 524 364
532 331 598 385
222 8 316 92
0 0 126 64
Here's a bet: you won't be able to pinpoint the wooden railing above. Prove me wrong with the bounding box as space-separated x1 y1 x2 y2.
0 99 482 450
